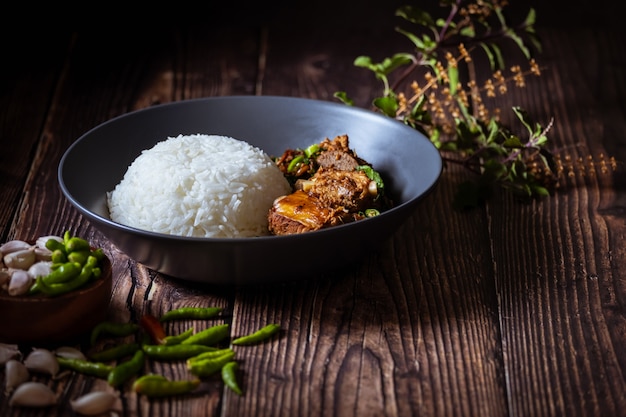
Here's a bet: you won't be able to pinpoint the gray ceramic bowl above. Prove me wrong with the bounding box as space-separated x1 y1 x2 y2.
58 96 441 285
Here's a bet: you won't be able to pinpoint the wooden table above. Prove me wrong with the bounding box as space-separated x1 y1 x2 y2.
1 1 625 416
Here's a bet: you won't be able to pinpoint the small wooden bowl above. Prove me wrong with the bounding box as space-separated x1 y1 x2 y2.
0 254 112 346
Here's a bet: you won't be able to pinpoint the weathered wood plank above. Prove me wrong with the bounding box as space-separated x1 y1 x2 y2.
488 26 626 417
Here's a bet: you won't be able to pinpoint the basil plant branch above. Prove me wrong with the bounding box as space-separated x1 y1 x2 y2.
335 0 557 209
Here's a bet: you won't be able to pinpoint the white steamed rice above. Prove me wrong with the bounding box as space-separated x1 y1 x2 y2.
106 134 292 238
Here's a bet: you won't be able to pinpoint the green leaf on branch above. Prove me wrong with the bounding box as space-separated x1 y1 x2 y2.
373 96 399 117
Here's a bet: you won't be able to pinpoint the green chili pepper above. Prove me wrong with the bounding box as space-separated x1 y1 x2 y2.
108 350 145 387
357 165 384 195
187 350 235 377
231 323 281 345
181 323 229 346
41 262 81 284
142 344 219 360
163 328 194 346
90 247 105 261
56 357 113 379
304 143 320 158
35 263 93 297
91 266 102 279
159 307 223 322
65 236 91 253
134 373 168 383
221 361 243 395
50 249 68 264
45 238 66 253
187 348 234 364
89 342 140 362
287 155 305 172
67 250 90 265
133 375 201 397
63 230 72 245
90 321 141 346
364 208 380 217
86 254 99 267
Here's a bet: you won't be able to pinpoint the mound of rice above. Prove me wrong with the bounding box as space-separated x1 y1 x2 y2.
106 134 292 238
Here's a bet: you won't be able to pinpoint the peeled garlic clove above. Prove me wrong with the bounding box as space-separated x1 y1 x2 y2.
0 240 31 256
8 269 33 296
35 235 63 249
70 391 119 415
27 261 53 280
3 248 36 270
55 346 86 361
9 382 57 407
34 246 53 261
24 348 59 376
0 343 22 365
4 359 29 395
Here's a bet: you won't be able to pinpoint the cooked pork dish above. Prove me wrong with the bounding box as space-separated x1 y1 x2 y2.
268 135 393 235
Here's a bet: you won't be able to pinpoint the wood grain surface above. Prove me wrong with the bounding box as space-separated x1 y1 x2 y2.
1 1 624 416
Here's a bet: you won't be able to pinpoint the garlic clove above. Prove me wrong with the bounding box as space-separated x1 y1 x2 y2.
70 391 120 415
9 382 57 407
54 346 87 361
35 235 63 249
24 348 60 376
0 343 22 365
27 261 53 280
0 240 32 257
3 248 36 270
34 246 53 262
8 269 33 296
4 359 30 395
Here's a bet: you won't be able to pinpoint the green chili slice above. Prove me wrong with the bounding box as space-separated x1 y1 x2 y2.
304 143 320 158
364 208 380 217
287 155 305 173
